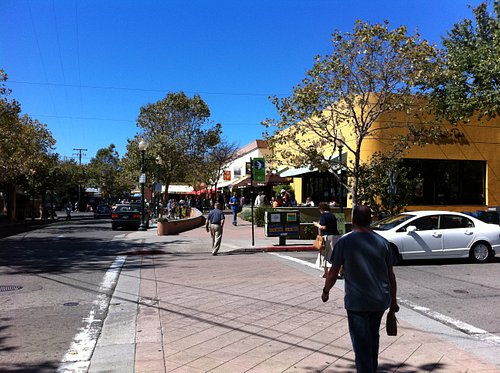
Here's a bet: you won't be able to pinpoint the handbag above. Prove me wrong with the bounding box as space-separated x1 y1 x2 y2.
313 235 325 250
386 310 398 336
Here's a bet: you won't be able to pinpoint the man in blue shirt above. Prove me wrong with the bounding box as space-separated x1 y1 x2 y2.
205 202 225 256
322 205 399 373
228 192 240 226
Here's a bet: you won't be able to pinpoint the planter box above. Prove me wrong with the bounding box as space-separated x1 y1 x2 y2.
157 208 205 235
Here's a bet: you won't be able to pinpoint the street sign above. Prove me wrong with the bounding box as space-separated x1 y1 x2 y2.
139 173 146 184
253 158 265 182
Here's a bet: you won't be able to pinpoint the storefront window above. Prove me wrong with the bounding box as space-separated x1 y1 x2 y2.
404 159 486 205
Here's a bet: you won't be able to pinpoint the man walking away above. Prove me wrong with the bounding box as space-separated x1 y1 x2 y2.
321 205 399 373
205 202 225 256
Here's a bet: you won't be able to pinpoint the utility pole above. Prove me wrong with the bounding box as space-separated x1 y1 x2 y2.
73 148 87 212
73 148 87 165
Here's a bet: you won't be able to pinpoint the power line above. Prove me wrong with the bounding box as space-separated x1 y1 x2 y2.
8 80 289 97
31 113 264 126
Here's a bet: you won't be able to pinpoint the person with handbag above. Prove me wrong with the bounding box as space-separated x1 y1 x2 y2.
321 205 399 373
313 202 340 278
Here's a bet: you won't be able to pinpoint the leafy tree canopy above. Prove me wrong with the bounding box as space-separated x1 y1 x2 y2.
132 92 221 193
264 20 442 205
429 1 500 123
87 144 130 201
202 140 239 189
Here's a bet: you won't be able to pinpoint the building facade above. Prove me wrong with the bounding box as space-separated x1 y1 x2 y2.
272 110 500 212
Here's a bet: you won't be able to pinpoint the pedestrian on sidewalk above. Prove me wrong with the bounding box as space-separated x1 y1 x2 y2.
313 202 340 278
321 205 399 373
205 202 225 256
65 202 72 221
228 192 240 226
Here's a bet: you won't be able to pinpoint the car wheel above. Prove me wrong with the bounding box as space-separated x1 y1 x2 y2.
390 244 402 266
469 242 492 263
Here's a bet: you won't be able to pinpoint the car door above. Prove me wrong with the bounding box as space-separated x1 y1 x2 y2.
400 215 443 259
439 214 476 258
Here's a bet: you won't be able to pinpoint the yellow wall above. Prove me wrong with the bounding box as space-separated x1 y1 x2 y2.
354 112 500 211
292 177 303 204
273 104 500 211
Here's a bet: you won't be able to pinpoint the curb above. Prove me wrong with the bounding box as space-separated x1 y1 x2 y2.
227 244 316 254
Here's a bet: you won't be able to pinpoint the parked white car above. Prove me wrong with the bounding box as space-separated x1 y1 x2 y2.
372 211 500 264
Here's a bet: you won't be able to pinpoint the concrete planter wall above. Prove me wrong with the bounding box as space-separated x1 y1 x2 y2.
157 208 205 235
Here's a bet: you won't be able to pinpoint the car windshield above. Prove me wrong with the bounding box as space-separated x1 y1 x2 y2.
371 214 415 231
115 205 141 213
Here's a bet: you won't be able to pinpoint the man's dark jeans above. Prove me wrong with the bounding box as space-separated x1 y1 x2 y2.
232 209 238 225
347 310 385 373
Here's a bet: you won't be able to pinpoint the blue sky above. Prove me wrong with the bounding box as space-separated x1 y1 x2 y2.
1 0 482 163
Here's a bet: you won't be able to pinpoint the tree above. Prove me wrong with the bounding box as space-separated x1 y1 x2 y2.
357 151 422 218
429 1 500 123
87 144 129 202
1 74 56 220
134 92 221 197
53 159 84 206
264 20 442 206
203 140 239 196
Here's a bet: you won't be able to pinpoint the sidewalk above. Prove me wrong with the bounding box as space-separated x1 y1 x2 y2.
88 217 500 372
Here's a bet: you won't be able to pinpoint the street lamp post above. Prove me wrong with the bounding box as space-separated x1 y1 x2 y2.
336 134 345 213
155 155 162 219
138 140 148 231
30 169 36 221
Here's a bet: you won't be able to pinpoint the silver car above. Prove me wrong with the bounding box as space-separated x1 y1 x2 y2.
372 211 500 264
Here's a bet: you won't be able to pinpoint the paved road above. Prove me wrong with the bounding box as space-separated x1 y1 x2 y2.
0 216 125 371
282 251 500 339
1 216 499 372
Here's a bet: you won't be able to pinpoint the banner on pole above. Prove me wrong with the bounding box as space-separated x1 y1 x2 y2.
253 158 265 182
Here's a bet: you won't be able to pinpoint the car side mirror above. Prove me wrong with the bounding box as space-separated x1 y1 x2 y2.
406 225 417 233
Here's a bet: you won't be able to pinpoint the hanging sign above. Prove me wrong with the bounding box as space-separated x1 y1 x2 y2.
253 158 266 182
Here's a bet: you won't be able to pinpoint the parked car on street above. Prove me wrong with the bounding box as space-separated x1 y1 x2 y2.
371 211 500 264
111 204 148 230
94 205 112 219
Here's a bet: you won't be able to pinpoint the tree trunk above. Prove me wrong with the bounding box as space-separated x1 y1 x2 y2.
6 183 17 221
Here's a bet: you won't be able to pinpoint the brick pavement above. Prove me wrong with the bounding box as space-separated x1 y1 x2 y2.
90 215 500 373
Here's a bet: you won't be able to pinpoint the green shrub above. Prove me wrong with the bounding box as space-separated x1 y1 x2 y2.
239 206 274 227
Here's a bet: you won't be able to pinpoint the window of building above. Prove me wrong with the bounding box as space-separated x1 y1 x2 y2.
404 159 486 205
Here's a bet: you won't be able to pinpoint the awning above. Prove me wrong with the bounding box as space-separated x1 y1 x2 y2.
280 167 317 178
167 185 195 194
215 179 235 188
233 173 291 188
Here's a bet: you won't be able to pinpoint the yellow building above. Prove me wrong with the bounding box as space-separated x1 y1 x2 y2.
275 107 500 212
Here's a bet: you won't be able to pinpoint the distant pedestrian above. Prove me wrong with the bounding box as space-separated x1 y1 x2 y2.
280 189 290 207
303 196 315 207
228 192 240 226
205 202 225 256
65 203 72 221
254 191 266 207
321 205 399 373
